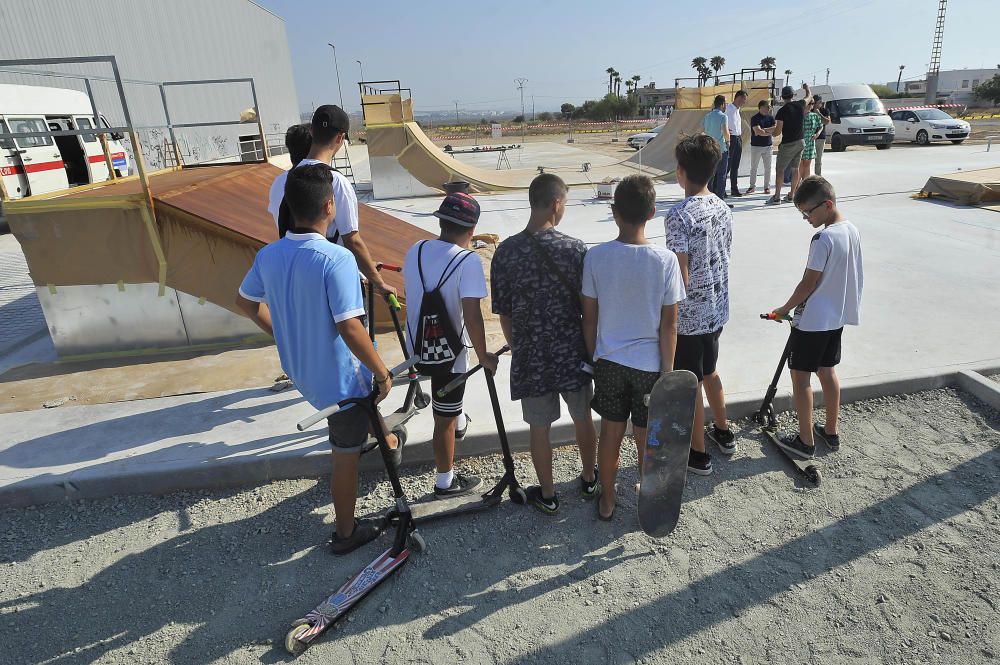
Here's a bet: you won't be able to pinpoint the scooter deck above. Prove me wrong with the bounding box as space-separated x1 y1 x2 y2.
285 546 409 654
762 429 822 485
638 370 699 537
409 490 503 523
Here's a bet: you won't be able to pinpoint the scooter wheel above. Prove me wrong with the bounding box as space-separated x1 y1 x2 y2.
413 390 430 410
285 623 311 656
806 466 822 486
407 531 427 553
510 486 528 505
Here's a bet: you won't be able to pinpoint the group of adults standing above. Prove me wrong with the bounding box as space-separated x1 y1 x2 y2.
701 83 831 206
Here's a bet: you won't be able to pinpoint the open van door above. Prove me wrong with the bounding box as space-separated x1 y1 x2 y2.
7 115 68 196
73 115 119 183
0 118 30 200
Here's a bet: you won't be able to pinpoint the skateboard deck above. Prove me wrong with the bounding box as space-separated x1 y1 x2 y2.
762 429 822 485
638 370 698 537
285 546 409 654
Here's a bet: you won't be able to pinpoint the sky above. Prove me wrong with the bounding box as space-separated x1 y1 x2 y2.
255 0 999 115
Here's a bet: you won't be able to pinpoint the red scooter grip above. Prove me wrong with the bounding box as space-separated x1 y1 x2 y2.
760 312 792 322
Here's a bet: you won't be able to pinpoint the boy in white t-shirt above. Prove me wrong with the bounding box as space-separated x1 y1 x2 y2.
771 176 864 458
266 105 395 297
582 175 686 521
403 192 498 498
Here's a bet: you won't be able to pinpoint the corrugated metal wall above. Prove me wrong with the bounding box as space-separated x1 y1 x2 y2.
0 0 300 170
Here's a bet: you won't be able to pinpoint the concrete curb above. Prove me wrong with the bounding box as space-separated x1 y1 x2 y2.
3 361 1000 508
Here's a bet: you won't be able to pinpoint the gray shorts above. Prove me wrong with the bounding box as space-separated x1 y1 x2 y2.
520 384 594 427
328 404 370 455
775 139 804 175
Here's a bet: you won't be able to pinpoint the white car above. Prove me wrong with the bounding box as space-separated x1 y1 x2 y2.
627 124 665 150
890 108 970 145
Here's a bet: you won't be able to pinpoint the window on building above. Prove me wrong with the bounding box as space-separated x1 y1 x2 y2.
961 80 969 88
973 79 980 87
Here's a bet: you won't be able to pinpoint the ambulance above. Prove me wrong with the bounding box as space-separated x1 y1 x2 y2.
0 83 131 199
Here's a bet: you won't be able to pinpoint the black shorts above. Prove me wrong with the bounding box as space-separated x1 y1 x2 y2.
788 327 843 372
591 359 660 428
328 404 370 455
430 373 466 418
674 327 723 382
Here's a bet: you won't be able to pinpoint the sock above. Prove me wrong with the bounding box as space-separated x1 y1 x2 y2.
436 469 454 489
456 413 467 430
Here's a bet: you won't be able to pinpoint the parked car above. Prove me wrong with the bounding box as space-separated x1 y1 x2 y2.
889 108 970 145
627 124 665 150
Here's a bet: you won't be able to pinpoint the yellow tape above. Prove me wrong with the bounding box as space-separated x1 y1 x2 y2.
197 296 206 305
47 283 57 295
117 280 125 292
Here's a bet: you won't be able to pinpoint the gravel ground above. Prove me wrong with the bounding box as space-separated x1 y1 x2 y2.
1 387 998 665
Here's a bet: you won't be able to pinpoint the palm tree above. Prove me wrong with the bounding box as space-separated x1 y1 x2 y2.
614 75 622 97
699 66 712 86
710 56 726 85
784 69 792 87
606 67 616 95
691 57 707 86
631 74 642 96
760 56 776 72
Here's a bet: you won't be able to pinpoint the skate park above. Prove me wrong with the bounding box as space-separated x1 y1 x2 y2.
3 2 1000 662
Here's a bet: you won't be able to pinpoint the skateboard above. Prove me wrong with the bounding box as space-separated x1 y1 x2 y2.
754 314 822 486
638 370 698 537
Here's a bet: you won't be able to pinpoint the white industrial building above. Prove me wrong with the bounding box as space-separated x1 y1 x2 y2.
0 0 300 170
888 68 999 105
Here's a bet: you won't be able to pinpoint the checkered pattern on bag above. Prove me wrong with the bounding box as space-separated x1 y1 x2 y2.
419 314 456 365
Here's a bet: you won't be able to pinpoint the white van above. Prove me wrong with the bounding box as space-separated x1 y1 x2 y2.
801 83 894 152
1 83 130 199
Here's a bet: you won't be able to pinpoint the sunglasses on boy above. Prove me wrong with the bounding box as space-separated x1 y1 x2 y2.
800 200 829 219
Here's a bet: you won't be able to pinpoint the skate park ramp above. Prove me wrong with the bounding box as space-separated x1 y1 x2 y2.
363 93 658 198
6 163 430 355
626 108 757 175
920 166 1000 211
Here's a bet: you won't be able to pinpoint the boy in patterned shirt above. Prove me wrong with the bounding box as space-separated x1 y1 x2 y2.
583 175 686 521
492 174 599 515
665 135 736 475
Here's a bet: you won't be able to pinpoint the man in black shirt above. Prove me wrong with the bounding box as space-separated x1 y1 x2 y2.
813 95 831 176
767 83 812 205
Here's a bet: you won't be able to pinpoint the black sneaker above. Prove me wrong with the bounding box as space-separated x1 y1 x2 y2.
455 414 471 440
526 485 560 515
433 473 482 499
813 422 840 451
777 434 816 459
688 449 713 476
330 517 383 556
706 423 737 455
580 466 601 500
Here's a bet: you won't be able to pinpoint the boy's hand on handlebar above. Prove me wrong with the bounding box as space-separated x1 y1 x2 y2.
771 305 791 320
374 281 398 298
482 353 499 376
375 374 392 403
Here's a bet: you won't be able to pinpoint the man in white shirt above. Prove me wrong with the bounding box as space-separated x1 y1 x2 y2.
725 90 748 197
267 105 395 296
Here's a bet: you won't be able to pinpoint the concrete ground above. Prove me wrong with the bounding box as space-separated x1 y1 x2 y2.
1 142 999 507
1 388 997 664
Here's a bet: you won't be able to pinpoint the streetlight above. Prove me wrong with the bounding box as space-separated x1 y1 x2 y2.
327 43 345 107
356 60 365 83
453 100 460 126
897 64 906 94
515 77 527 144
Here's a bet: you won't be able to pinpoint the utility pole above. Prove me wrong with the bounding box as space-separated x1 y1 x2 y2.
897 64 906 94
515 77 528 144
356 60 365 83
826 68 830 85
453 100 460 126
327 43 345 108
531 95 535 121
925 0 947 104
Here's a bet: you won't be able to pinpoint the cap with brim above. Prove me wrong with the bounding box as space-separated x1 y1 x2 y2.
312 104 350 134
432 192 480 227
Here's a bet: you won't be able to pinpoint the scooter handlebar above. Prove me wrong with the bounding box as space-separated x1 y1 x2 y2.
760 312 793 322
376 262 403 272
435 345 511 397
386 293 401 311
296 356 420 431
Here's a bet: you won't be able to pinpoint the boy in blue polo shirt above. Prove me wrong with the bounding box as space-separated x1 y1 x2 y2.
237 163 402 556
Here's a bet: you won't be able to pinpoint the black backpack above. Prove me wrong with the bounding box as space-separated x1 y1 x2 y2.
408 241 474 377
277 163 341 243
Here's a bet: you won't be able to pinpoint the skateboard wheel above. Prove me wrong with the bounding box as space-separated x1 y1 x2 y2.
407 531 427 553
510 486 527 505
285 623 311 655
806 466 822 485
413 390 430 410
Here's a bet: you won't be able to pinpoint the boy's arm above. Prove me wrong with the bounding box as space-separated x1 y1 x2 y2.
658 303 678 373
236 294 274 337
582 295 598 360
773 268 822 318
337 316 392 402
463 297 497 375
498 314 513 349
341 231 396 297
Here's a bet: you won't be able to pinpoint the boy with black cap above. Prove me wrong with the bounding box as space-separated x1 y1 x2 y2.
238 163 403 555
267 104 395 296
403 192 498 498
768 83 812 205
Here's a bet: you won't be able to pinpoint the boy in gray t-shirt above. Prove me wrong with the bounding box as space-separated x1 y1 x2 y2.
582 175 686 521
771 176 864 459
